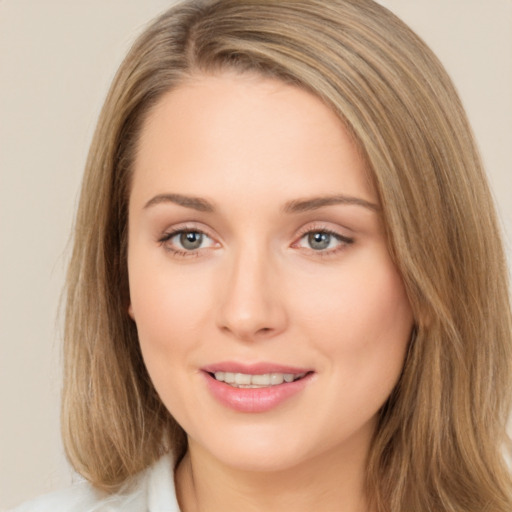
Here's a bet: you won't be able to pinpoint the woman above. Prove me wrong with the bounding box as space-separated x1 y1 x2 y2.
12 0 512 511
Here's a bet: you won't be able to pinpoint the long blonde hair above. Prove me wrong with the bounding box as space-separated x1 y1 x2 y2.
62 1 512 509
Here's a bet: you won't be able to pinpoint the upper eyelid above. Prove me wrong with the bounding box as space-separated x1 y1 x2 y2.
294 221 354 238
294 230 353 246
156 221 354 244
159 222 215 239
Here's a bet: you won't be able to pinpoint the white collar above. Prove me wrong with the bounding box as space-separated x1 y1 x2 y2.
146 453 180 512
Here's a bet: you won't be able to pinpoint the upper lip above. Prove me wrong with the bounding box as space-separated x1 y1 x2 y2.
201 361 312 375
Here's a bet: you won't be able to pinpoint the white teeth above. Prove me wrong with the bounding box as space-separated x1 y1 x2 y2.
251 374 270 385
212 371 307 387
270 373 284 385
235 373 251 385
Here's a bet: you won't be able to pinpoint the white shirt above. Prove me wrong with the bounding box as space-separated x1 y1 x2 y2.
9 454 180 512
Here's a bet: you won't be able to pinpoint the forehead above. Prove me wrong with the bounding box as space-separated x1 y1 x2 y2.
131 72 376 208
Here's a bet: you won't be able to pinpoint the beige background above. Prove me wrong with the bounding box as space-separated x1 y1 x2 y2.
1 0 511 509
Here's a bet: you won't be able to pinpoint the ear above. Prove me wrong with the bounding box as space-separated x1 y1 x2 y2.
128 303 135 320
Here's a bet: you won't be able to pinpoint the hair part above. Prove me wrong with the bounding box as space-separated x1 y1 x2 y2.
62 1 512 510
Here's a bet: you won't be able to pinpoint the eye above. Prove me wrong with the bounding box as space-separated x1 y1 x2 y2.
306 232 336 251
177 231 207 250
159 228 217 254
294 229 353 253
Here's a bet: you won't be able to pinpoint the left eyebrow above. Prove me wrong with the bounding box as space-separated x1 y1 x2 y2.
143 193 215 212
283 194 380 213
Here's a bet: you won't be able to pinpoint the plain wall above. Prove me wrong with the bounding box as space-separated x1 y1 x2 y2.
1 0 511 509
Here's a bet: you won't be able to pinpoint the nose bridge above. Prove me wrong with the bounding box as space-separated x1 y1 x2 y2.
217 238 286 340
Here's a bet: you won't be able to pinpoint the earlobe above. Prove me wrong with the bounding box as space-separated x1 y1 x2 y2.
128 303 135 320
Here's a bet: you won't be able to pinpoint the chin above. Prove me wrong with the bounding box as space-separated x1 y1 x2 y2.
190 425 315 473
213 445 309 473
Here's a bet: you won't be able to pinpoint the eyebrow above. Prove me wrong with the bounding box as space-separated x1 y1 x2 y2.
283 195 380 213
143 192 379 214
144 193 214 212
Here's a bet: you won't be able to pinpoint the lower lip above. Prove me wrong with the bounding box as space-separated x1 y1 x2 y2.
203 372 313 413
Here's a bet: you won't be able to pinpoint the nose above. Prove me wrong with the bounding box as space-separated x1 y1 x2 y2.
216 245 288 342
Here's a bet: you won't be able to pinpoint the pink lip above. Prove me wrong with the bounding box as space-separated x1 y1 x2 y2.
202 361 311 375
201 361 314 413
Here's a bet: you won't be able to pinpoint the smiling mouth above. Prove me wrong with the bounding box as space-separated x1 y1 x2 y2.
208 371 310 388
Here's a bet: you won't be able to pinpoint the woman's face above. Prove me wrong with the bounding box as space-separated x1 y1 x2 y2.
127 72 413 472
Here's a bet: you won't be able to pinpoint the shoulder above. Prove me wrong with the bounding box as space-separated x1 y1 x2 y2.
8 454 179 512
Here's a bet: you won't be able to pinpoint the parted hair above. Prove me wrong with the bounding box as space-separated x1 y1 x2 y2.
62 0 512 510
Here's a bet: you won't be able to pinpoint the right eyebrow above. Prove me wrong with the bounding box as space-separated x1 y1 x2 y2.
283 194 380 214
143 193 215 212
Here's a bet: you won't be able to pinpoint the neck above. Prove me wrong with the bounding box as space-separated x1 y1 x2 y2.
175 437 372 512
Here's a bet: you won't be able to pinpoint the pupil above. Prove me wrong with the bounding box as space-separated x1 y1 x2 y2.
180 232 203 250
308 232 330 250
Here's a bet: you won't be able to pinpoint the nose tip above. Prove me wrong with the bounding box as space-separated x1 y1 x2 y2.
216 256 287 342
219 307 280 342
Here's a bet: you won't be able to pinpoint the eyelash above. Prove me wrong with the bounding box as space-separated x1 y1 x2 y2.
158 224 354 259
158 226 216 258
293 225 354 257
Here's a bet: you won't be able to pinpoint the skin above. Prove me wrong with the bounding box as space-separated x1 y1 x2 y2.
127 71 414 512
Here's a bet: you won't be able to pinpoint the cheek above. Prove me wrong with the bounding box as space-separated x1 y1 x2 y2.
346 269 413 346
296 256 413 377
127 254 213 369
305 264 413 434
127 262 215 418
